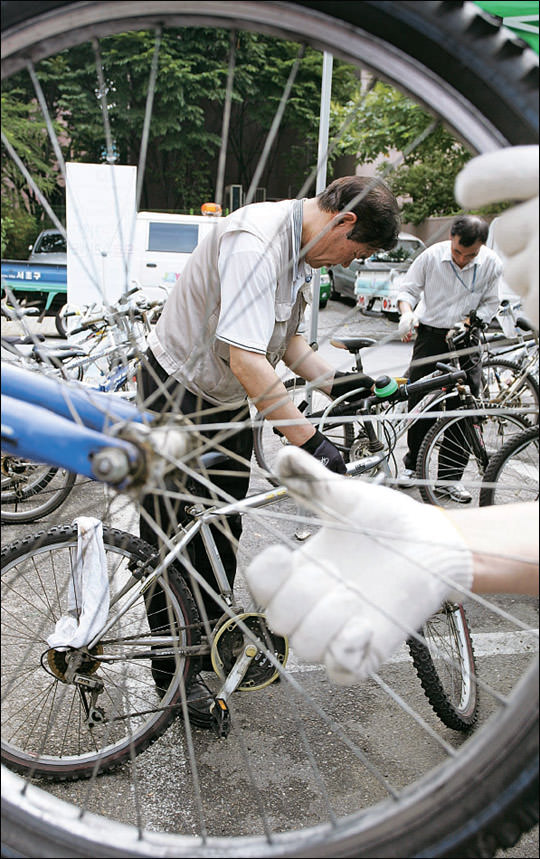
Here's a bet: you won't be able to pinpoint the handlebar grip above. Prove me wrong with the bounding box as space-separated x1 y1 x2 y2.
516 316 537 333
118 286 140 304
406 369 466 397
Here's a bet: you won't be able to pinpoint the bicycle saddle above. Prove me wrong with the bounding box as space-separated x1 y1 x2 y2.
330 337 377 353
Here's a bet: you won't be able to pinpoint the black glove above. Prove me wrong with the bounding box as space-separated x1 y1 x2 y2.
330 370 374 400
300 430 347 474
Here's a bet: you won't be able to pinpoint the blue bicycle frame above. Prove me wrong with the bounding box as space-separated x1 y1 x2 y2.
1 362 149 483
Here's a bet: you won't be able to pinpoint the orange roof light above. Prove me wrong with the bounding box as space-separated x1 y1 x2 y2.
201 202 222 216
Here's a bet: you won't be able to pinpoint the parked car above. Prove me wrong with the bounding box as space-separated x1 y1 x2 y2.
319 267 331 309
354 232 426 319
28 229 67 263
328 232 425 306
327 259 363 301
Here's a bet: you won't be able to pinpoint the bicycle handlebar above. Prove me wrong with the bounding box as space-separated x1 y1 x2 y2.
353 364 467 411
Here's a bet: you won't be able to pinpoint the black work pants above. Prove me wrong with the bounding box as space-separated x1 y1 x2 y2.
404 323 482 479
139 350 253 624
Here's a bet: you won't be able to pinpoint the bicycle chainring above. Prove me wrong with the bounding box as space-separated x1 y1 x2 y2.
210 612 288 691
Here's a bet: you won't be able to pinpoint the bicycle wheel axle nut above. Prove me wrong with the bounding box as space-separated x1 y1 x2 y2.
92 448 131 483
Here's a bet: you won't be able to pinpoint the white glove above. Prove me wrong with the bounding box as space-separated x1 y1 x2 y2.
398 309 417 341
455 146 539 328
245 447 473 684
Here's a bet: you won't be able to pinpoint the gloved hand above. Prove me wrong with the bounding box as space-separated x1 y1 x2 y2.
330 370 374 400
246 447 473 684
300 429 346 474
455 146 539 328
398 310 417 342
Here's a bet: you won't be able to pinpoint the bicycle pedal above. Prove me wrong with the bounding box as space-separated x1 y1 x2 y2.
210 697 231 739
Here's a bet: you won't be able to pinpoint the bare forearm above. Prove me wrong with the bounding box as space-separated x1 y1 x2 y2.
283 334 336 395
446 503 539 595
229 346 316 446
398 300 413 315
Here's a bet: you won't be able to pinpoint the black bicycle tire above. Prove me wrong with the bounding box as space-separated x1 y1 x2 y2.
1 466 77 523
407 603 478 732
1 460 58 499
0 1 538 857
253 376 356 482
54 304 69 339
416 408 531 506
1 1 538 149
1 524 200 781
479 425 539 506
482 356 540 421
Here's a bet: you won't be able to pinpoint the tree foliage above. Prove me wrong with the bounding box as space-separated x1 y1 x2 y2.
331 82 472 225
1 27 359 241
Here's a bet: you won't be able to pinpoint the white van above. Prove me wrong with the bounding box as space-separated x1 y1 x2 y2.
131 210 221 301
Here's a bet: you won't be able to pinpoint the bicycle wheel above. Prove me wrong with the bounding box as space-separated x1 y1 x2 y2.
479 426 539 506
1 524 200 780
253 376 356 481
1 458 77 523
407 602 478 732
1 2 539 858
482 357 539 424
416 408 531 507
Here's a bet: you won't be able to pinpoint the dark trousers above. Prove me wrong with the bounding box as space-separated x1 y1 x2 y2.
404 324 482 479
139 350 253 624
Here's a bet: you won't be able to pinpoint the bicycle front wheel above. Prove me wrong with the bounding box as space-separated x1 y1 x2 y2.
479 426 539 506
416 409 530 507
1 1 539 857
408 602 478 732
1 525 200 780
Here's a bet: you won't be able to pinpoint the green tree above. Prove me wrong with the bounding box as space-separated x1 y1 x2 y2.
331 82 472 224
1 90 61 256
2 28 359 219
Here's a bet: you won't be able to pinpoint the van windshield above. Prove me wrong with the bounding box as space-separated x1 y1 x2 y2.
148 222 199 253
369 239 422 264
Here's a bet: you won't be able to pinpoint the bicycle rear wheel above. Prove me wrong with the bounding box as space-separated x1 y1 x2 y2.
1 459 77 523
479 426 539 506
1 525 200 780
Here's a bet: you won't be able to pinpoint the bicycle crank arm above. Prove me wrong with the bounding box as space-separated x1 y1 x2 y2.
215 644 258 704
346 451 387 477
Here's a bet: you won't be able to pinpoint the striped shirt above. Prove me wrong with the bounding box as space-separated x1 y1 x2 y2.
396 240 502 328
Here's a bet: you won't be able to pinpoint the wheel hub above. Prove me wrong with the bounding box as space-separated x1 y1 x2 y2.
47 645 103 682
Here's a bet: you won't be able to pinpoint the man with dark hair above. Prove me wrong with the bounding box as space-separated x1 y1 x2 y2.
139 176 400 725
396 214 502 500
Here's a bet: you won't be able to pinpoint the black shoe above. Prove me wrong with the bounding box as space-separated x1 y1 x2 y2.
184 674 215 730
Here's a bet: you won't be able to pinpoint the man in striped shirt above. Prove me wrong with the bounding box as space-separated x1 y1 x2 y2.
396 215 502 502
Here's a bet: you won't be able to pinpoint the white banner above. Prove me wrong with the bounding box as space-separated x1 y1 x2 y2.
66 162 137 308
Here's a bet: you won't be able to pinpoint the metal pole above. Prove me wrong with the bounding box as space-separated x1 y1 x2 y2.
215 31 236 208
309 51 333 350
295 52 333 543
